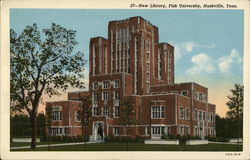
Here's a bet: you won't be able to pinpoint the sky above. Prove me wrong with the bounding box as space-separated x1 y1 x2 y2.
10 9 244 117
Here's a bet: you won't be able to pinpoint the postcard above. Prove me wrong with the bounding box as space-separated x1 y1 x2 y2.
1 0 249 159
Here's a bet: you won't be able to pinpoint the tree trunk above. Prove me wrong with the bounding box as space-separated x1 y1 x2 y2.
30 100 39 149
126 125 129 151
31 112 37 149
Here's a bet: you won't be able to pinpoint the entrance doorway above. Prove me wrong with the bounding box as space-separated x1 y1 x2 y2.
93 122 104 141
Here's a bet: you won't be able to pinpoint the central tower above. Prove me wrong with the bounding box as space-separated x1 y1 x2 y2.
89 16 174 95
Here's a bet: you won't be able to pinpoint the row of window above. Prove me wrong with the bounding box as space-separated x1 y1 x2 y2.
178 126 190 135
151 90 188 96
92 91 120 101
179 107 190 120
50 106 213 124
113 126 214 136
113 126 170 136
49 127 65 135
193 110 214 122
91 106 120 118
92 80 119 90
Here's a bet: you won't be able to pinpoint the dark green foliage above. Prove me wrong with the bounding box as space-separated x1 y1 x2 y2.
10 113 45 138
205 136 228 142
216 114 243 138
134 136 148 143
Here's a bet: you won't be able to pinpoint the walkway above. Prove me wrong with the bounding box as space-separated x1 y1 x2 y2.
11 141 104 150
208 141 243 145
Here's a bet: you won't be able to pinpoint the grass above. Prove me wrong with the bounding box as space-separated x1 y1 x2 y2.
11 142 243 151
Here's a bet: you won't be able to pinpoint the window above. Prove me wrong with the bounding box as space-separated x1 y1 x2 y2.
92 106 98 116
103 81 110 89
210 113 214 122
187 127 190 135
179 126 184 135
145 127 150 135
179 107 184 119
181 90 188 96
199 93 203 101
50 128 64 135
185 108 189 120
92 82 98 90
194 127 198 136
151 106 165 119
113 127 119 135
199 111 202 121
52 107 62 121
75 111 81 122
92 93 98 102
113 91 120 100
203 112 206 121
151 126 165 135
172 91 178 94
103 81 109 89
102 107 109 116
194 110 198 120
114 106 119 118
114 80 119 88
102 92 109 100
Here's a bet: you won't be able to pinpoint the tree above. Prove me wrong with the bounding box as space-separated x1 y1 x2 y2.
119 96 137 151
226 84 243 142
10 23 86 149
45 105 53 150
78 93 92 151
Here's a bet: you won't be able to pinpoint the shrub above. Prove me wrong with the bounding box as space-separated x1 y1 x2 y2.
135 135 146 143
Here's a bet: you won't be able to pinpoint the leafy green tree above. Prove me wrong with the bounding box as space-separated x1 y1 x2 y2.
45 105 53 149
119 96 137 151
78 93 92 151
10 23 86 149
226 84 243 140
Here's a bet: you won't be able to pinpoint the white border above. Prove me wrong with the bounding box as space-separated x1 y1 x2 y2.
1 0 250 160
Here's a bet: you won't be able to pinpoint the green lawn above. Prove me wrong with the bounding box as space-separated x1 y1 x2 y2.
11 142 243 151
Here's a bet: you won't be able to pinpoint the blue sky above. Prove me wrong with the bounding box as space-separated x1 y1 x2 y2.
10 9 244 116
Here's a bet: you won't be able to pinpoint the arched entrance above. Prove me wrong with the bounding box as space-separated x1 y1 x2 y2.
93 121 104 141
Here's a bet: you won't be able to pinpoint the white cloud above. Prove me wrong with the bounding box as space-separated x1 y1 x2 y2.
173 41 215 60
217 49 242 72
186 53 215 75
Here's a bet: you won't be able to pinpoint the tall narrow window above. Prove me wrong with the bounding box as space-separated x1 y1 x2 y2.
185 108 189 120
75 111 81 122
114 80 119 88
102 92 109 100
92 93 98 102
103 81 110 89
52 107 62 121
179 107 184 119
102 107 109 116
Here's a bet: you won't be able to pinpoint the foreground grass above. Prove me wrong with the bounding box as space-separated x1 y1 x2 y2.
11 142 242 151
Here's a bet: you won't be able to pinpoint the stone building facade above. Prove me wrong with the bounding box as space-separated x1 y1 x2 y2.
46 16 216 141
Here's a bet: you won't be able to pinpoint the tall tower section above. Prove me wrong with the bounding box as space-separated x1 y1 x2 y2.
89 16 175 96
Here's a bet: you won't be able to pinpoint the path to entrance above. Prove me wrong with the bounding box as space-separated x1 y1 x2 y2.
11 141 104 150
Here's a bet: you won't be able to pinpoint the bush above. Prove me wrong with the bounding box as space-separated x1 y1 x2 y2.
217 137 228 142
192 135 201 140
135 135 146 143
